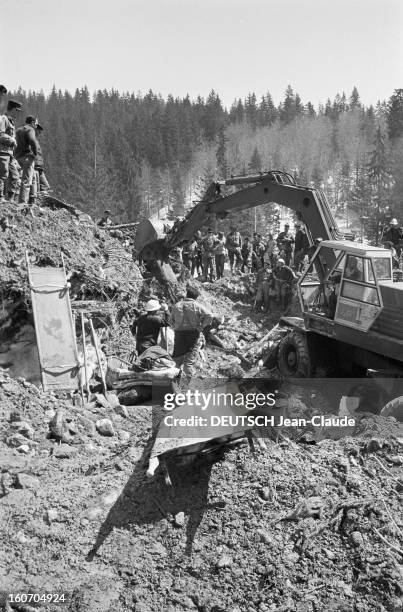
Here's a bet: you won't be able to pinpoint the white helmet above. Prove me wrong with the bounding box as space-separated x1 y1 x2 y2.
390 218 398 226
145 299 161 312
277 258 285 264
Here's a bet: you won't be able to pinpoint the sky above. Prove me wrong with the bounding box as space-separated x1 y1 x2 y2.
1 0 402 108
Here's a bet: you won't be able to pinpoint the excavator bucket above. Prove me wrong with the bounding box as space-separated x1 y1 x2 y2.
133 218 178 285
133 218 170 261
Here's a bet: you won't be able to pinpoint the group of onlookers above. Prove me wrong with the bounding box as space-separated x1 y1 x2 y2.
0 84 50 211
177 221 310 283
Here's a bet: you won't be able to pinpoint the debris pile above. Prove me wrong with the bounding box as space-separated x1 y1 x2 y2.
1 200 402 612
1 369 402 611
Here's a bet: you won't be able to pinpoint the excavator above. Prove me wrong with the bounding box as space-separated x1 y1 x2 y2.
134 170 403 417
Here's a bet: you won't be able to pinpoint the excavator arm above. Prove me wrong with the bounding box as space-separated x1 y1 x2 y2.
166 171 343 250
134 171 347 276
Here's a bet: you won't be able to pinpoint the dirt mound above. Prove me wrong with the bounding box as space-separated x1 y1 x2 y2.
0 201 143 302
1 371 402 611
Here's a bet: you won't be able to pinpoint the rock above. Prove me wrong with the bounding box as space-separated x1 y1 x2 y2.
15 473 40 490
174 511 185 527
77 415 96 436
46 508 59 523
10 421 34 439
114 404 129 418
149 542 168 557
260 486 272 501
286 496 323 520
6 433 30 448
9 410 22 422
388 455 403 466
257 529 271 544
366 438 382 452
216 553 232 568
324 548 336 560
85 506 103 520
118 430 130 443
350 531 364 548
53 444 78 458
1 472 14 496
101 489 120 506
17 444 30 454
96 419 115 436
49 408 66 440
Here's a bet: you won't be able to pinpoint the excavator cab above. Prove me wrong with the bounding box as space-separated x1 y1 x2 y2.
298 241 392 333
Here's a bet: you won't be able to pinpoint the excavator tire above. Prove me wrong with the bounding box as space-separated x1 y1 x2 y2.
277 331 312 378
380 396 403 422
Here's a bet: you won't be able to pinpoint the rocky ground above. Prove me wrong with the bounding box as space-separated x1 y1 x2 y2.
0 202 402 612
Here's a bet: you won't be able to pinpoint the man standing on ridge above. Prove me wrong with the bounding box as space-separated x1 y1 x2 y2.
0 100 22 205
34 123 50 194
0 85 8 114
15 115 39 208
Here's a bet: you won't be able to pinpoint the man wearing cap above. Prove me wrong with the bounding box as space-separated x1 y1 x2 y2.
276 223 295 267
293 221 310 271
15 115 39 207
0 100 22 205
272 258 297 311
0 85 8 114
98 209 113 227
383 218 403 256
34 123 50 194
202 228 216 281
131 299 169 356
214 230 226 279
170 284 216 377
226 226 243 273
241 236 253 273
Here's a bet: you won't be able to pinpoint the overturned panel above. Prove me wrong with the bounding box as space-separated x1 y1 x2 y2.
28 265 79 391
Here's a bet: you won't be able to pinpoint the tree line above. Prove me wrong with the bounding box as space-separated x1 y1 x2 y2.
8 85 403 241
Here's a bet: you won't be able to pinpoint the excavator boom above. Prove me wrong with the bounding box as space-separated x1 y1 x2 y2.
134 171 347 265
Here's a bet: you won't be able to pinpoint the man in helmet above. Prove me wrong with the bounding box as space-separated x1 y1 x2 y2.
272 258 297 311
98 209 113 227
131 298 169 355
383 218 403 256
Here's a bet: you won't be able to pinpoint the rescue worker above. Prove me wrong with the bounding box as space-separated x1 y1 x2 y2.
241 236 253 273
202 228 216 281
131 299 169 356
98 209 113 227
384 241 400 269
34 123 50 193
170 285 215 377
226 227 243 273
254 263 274 313
344 256 364 282
195 231 204 276
382 218 403 256
272 258 296 311
263 233 278 268
276 223 294 266
293 222 310 271
0 100 22 205
214 230 226 279
252 233 265 270
15 115 39 207
181 241 192 270
187 237 199 277
0 85 7 114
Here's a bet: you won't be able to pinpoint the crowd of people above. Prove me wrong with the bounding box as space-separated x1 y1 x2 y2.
173 222 310 312
0 84 50 212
